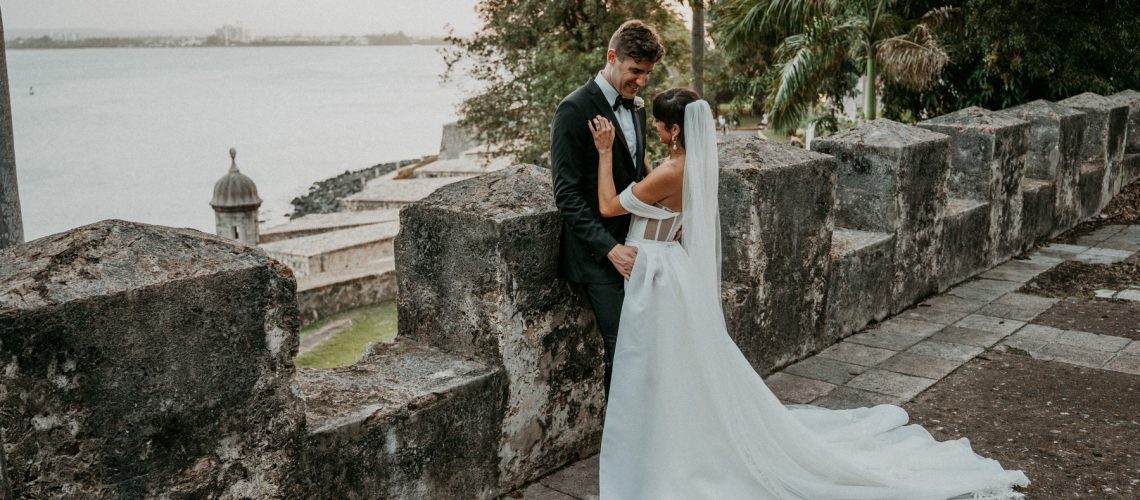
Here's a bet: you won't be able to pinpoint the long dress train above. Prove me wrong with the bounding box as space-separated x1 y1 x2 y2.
598 100 1028 500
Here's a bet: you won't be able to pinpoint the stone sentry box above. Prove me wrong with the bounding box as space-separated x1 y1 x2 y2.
918 107 1029 266
813 119 950 315
1000 100 1085 238
394 165 605 490
1058 92 1129 216
717 137 836 373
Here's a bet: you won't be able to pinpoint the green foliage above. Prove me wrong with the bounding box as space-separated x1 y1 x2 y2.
712 0 956 133
442 1 691 166
882 0 1140 121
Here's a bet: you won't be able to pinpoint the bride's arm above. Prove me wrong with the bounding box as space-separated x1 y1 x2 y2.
591 116 682 217
590 116 627 218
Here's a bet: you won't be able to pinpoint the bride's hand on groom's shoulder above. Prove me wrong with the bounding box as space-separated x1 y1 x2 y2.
589 116 615 154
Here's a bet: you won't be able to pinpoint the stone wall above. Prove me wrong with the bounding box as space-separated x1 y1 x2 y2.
3 90 1139 499
295 266 397 324
718 139 836 372
395 165 605 489
0 221 305 498
295 338 506 499
815 120 950 314
439 121 480 160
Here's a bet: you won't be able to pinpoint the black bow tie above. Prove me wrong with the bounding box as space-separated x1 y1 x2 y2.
613 95 635 111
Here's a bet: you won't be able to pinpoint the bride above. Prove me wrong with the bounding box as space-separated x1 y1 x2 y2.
586 88 1029 499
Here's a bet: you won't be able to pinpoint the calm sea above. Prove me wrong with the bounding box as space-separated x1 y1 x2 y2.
8 45 469 240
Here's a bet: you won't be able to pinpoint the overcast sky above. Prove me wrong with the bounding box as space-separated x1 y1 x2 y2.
2 0 483 37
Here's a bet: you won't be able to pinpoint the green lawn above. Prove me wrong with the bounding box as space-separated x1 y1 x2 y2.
713 110 790 144
295 301 398 369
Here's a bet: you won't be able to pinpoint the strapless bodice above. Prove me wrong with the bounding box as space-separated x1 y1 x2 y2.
619 183 682 244
627 211 682 243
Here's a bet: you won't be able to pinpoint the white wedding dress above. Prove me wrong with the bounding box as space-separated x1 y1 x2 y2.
598 101 1029 499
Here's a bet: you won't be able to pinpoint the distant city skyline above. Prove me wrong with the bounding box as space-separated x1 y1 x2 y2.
2 0 482 37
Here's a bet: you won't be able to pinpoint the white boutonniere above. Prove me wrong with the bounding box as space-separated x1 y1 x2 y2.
634 96 644 109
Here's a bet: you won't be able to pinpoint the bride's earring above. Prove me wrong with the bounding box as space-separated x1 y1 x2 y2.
670 136 679 152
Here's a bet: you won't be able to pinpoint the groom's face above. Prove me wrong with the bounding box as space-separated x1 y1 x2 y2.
606 49 656 99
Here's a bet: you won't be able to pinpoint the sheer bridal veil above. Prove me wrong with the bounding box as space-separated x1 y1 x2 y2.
680 100 723 302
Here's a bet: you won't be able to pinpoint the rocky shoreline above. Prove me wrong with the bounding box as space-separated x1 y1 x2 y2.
288 157 423 219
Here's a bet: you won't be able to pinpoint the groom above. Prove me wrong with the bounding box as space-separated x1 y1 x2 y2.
550 20 665 399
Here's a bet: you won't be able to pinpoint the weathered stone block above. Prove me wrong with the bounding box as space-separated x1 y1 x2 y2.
394 165 604 490
1021 179 1056 248
1110 90 1140 154
1059 92 1129 202
297 338 505 499
940 199 991 291
1112 89 1140 185
1079 162 1107 220
295 263 397 324
0 220 305 498
1124 153 1140 187
718 137 836 373
919 107 1029 264
825 229 895 341
1000 100 1085 234
814 119 949 314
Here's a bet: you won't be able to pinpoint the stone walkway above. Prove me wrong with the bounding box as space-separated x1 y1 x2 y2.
505 225 1140 499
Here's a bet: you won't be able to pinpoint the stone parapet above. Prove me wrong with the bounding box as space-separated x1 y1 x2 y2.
296 338 505 498
0 220 305 498
919 107 1029 265
1021 179 1056 249
1110 90 1140 156
341 172 474 212
7 89 1140 499
1079 162 1108 220
825 229 895 341
1059 92 1129 204
260 209 399 244
260 221 399 277
394 165 605 491
718 137 836 372
1124 153 1140 186
939 198 991 291
1000 100 1085 234
295 260 397 324
814 119 950 313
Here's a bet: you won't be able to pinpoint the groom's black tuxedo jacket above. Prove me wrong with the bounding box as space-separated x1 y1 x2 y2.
551 78 647 284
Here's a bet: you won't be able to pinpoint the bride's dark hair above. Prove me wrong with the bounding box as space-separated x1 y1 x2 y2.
651 88 702 149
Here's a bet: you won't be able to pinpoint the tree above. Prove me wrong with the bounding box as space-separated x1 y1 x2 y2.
684 1 707 96
442 1 690 166
882 0 1140 121
715 0 957 132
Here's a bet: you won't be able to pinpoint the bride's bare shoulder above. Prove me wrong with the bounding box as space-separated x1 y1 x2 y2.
649 157 683 179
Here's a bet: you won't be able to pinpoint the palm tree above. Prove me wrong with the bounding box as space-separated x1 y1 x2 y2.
678 0 708 96
717 0 957 132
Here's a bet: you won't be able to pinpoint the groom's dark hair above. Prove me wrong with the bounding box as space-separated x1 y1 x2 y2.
609 20 665 63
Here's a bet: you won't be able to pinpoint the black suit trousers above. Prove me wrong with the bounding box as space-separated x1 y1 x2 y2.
579 281 624 401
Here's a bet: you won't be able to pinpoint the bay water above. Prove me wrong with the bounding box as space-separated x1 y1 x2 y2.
8 45 469 240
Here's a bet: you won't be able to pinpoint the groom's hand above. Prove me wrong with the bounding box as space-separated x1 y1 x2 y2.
607 244 638 280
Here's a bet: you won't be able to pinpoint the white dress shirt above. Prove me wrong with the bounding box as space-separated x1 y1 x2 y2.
594 72 638 166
